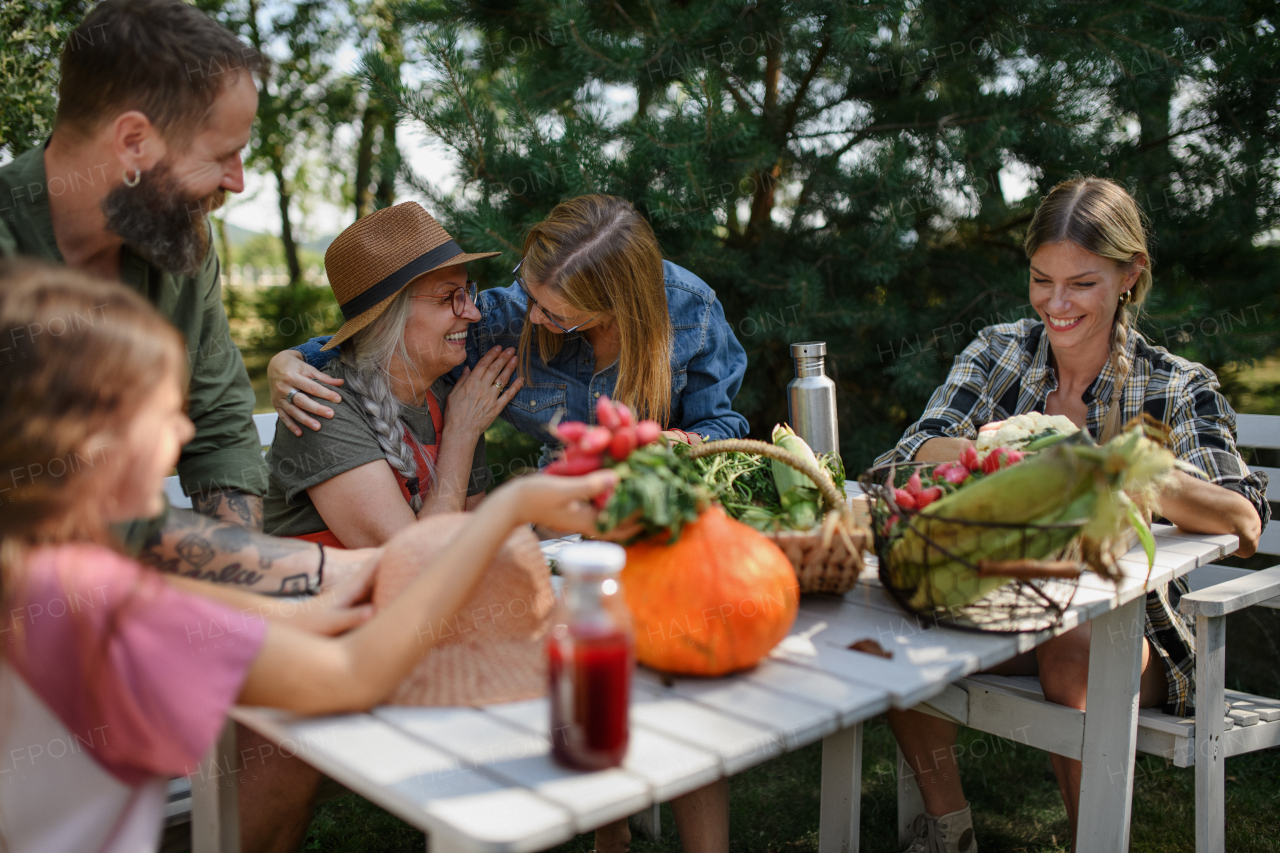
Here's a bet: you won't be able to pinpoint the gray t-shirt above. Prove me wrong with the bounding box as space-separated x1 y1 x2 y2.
264 361 491 537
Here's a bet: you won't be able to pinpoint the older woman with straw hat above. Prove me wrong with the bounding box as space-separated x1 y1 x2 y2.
263 202 524 548
270 194 749 459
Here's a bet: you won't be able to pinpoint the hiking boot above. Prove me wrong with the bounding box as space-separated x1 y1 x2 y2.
902 805 977 853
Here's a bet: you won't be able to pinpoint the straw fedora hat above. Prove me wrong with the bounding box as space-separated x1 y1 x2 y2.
321 202 499 351
372 513 554 706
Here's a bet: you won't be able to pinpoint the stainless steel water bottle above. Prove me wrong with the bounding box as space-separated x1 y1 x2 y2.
787 341 839 455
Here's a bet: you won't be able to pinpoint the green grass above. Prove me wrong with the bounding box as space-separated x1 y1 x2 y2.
300 608 1280 853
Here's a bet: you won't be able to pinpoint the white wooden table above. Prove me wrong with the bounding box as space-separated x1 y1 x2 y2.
191 525 1236 853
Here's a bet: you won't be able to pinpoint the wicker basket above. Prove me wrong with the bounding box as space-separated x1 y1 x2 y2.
766 522 869 594
688 438 871 596
859 463 1085 633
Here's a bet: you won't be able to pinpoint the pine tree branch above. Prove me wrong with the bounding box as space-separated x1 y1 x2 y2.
1132 119 1220 154
1141 1 1228 23
568 19 626 72
779 32 833 145
720 73 761 114
432 41 485 178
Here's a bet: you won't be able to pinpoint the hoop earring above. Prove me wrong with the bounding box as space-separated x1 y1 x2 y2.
122 168 141 187
1119 288 1132 306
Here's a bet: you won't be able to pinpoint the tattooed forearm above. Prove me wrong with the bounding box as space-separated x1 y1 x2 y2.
137 507 320 594
191 487 264 531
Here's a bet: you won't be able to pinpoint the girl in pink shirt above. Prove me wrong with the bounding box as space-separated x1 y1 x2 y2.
0 262 616 853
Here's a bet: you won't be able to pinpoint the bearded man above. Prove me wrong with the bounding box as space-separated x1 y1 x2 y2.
0 0 372 601
0 4 383 850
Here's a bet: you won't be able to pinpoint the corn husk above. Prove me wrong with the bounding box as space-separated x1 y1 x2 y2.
887 421 1178 610
771 424 822 529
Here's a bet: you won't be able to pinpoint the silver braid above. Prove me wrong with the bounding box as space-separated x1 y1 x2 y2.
340 362 426 513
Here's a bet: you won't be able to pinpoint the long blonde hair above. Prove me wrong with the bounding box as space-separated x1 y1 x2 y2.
1024 177 1153 418
518 195 673 424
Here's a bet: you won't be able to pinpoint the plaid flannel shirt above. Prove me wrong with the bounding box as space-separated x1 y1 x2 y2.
876 319 1270 716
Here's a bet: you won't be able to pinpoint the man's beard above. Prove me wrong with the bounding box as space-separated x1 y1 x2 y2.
101 161 226 276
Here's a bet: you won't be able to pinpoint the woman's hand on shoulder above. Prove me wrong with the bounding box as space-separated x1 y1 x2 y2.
444 346 523 439
269 349 345 437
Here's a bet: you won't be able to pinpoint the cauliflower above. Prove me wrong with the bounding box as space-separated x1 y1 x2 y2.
976 412 1079 455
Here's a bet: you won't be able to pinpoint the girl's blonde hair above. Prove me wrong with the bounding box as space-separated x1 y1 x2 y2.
0 261 186 658
518 195 673 425
1024 177 1153 411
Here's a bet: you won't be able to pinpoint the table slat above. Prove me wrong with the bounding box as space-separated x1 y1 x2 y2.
483 698 723 802
633 668 840 748
231 709 575 853
630 681 782 774
374 706 651 834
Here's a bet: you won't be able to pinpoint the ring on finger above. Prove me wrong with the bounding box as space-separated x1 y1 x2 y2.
492 380 505 394
286 388 300 405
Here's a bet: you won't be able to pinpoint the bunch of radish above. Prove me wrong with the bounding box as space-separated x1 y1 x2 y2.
545 396 663 477
882 445 1028 536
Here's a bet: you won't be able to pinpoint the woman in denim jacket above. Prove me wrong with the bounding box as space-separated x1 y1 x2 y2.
269 194 749 466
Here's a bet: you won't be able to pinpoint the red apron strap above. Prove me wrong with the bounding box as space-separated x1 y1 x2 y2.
398 390 444 505
299 392 448 544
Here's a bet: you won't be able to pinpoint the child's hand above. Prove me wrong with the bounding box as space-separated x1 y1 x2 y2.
261 559 376 635
502 470 618 534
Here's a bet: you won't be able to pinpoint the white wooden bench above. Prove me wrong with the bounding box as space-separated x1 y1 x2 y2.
900 412 1280 853
163 413 279 508
161 412 277 851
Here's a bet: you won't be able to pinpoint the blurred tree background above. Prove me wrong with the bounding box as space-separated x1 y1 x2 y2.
3 0 1278 470
366 0 1280 468
1 0 94 158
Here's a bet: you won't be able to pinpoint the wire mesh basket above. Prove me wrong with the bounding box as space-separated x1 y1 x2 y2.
859 463 1086 633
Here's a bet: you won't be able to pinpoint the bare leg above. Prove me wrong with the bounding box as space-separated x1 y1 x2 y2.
671 779 730 853
1035 623 1166 852
236 723 324 853
886 709 967 817
888 648 1039 818
593 818 631 853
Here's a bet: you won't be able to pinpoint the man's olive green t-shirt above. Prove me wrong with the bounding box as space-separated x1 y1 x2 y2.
0 145 268 504
264 360 492 537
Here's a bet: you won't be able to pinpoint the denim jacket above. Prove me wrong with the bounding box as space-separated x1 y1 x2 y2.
295 261 750 459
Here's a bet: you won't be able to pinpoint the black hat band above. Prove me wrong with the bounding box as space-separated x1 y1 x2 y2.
338 240 462 321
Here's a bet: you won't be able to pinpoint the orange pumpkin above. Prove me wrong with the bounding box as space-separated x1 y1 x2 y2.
623 506 800 676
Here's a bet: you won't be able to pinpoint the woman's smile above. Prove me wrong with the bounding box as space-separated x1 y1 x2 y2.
1047 314 1083 331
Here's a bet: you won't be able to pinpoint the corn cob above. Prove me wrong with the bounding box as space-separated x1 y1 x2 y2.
887 426 1175 611
890 438 1095 567
771 424 822 529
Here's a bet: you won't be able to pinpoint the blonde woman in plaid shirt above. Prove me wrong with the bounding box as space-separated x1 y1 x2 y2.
878 177 1268 853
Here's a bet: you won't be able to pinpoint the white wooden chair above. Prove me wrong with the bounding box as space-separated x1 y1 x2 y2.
899 413 1280 853
163 413 279 508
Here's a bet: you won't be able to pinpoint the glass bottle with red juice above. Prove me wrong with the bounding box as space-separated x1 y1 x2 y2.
547 541 633 770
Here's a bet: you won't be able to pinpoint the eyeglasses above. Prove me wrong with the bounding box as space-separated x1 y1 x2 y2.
409 280 479 318
513 260 597 334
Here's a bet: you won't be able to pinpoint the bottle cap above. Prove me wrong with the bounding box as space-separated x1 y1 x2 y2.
556 541 626 577
790 341 827 359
